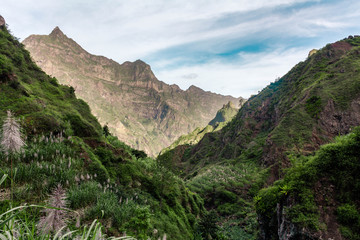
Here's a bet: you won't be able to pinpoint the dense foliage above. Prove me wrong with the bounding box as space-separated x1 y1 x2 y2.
256 126 360 239
0 25 204 239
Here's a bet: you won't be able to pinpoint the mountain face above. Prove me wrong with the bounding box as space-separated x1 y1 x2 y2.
159 36 360 238
22 27 242 156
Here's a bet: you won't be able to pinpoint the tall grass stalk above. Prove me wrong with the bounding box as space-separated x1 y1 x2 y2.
0 205 135 239
1 110 25 203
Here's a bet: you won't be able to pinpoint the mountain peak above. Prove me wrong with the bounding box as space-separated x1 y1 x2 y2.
187 85 202 92
50 26 65 38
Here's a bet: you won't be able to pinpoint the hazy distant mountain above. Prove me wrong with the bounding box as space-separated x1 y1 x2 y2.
23 27 243 156
159 100 238 154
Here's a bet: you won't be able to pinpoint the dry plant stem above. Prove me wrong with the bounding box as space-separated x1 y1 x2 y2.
1 110 25 203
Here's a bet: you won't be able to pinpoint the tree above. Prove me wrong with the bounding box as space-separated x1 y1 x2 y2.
103 124 110 138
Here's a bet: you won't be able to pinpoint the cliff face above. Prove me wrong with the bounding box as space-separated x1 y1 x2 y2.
23 27 242 156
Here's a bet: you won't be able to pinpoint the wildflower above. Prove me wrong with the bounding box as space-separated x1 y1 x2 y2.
86 174 90 180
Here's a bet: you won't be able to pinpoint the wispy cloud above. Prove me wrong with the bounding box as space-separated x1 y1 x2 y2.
155 47 309 97
2 0 360 98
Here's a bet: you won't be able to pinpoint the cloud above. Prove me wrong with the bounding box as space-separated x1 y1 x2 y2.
154 47 309 98
182 73 198 80
2 0 360 98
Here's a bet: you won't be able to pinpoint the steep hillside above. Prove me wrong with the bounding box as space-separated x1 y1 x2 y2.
170 36 360 178
159 35 360 239
256 127 360 239
22 27 242 156
0 20 204 239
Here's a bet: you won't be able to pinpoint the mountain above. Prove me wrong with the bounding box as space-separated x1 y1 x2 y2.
159 35 360 238
0 19 203 239
158 101 239 174
22 27 242 156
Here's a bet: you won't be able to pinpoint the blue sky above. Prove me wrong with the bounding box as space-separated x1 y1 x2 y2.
2 0 360 98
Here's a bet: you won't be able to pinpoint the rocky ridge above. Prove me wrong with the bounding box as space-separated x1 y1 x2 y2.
23 27 242 156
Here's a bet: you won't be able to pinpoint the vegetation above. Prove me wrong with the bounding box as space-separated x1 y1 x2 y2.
157 35 360 239
256 126 360 239
2 18 360 239
0 25 204 239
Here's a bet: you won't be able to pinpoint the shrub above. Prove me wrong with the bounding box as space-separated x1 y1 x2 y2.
337 204 360 226
305 96 322 118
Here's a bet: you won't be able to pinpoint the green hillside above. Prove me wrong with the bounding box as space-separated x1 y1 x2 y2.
0 24 204 239
256 126 360 239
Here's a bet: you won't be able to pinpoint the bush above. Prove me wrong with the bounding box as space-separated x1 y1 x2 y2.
337 204 360 226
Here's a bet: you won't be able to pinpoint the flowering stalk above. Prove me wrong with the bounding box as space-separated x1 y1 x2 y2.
1 110 25 202
38 184 68 235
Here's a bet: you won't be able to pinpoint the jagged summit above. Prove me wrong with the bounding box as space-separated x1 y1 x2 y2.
49 26 66 38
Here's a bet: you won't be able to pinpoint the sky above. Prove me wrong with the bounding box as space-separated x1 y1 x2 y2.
2 0 360 98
